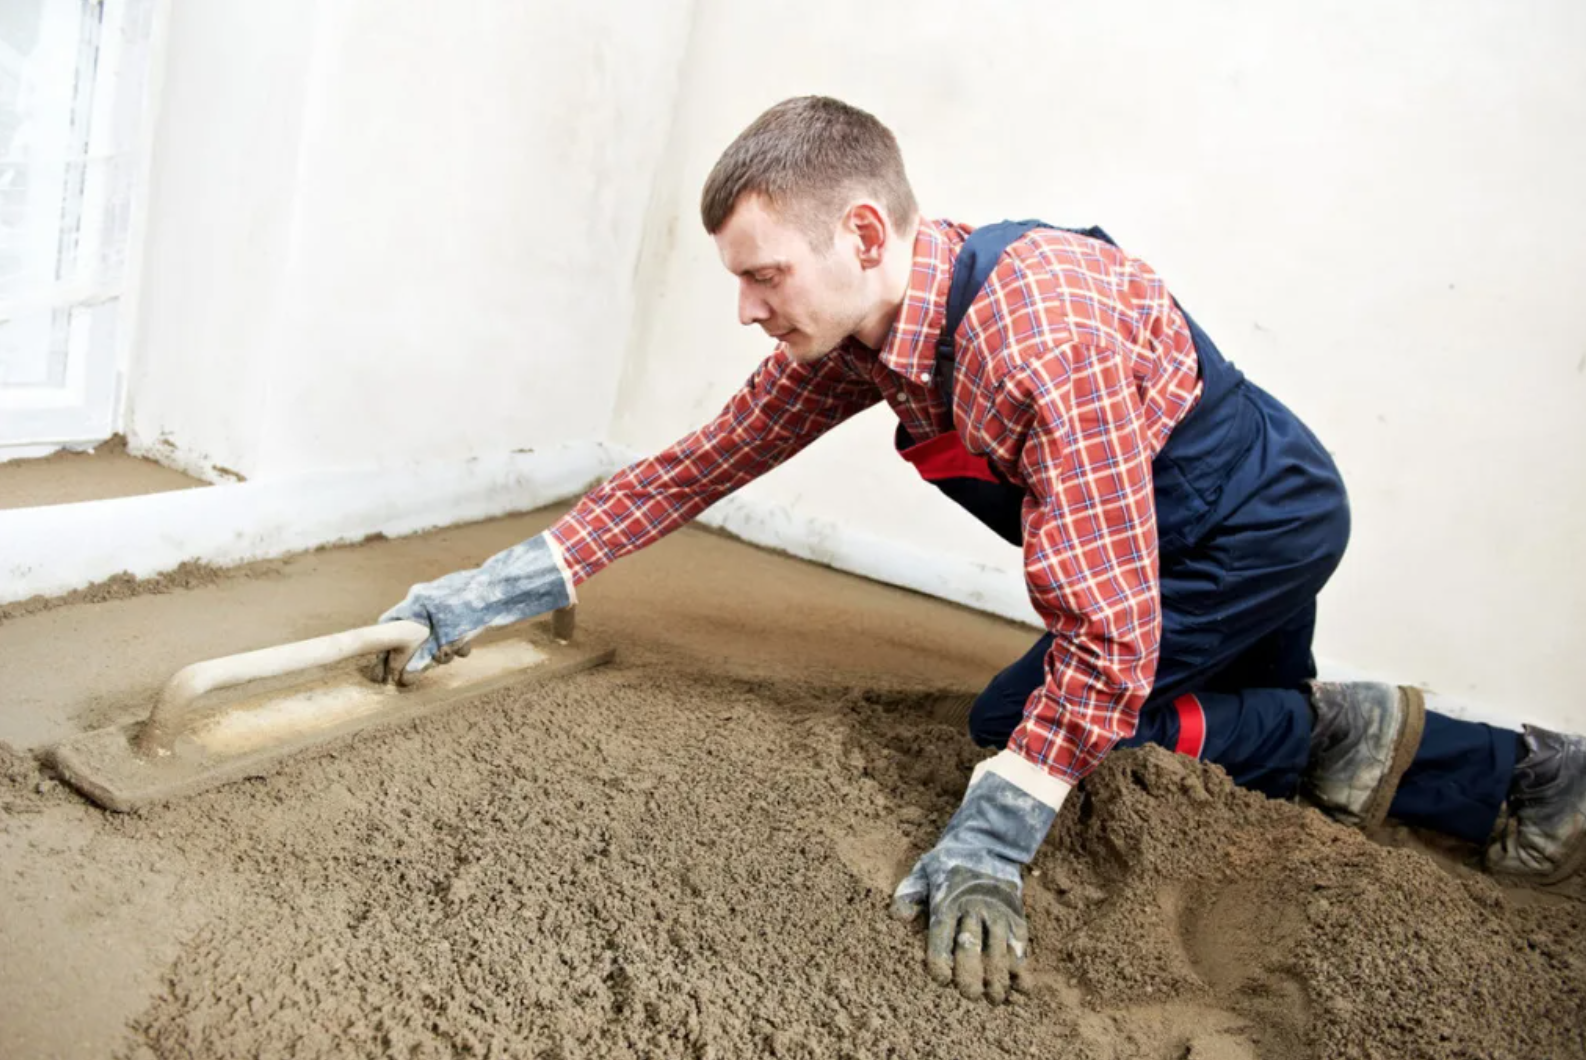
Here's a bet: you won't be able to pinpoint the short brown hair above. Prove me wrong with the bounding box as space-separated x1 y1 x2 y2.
700 96 918 243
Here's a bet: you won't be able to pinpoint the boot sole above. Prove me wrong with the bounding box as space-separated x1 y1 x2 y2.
1358 685 1427 829
1490 824 1586 887
1534 832 1586 887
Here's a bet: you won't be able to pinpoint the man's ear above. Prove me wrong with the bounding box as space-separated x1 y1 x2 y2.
848 202 888 269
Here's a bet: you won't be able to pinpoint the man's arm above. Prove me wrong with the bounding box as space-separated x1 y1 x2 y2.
889 339 1166 1004
1006 340 1162 784
549 347 880 585
378 347 878 676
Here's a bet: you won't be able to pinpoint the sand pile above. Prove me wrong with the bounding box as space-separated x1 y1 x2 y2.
1043 746 1585 1060
103 649 1583 1060
0 562 229 625
1 741 45 813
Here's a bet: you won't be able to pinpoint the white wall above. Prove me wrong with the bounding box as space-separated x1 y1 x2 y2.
610 0 1586 726
125 0 694 481
121 0 312 478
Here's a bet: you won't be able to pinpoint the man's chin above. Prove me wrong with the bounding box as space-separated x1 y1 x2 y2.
780 336 835 364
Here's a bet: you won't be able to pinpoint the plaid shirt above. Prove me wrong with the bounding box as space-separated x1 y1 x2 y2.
550 220 1202 785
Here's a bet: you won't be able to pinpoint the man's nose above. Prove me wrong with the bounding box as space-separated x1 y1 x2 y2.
739 285 771 327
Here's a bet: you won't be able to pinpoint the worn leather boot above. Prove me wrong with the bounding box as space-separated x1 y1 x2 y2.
1487 725 1586 884
1303 681 1426 828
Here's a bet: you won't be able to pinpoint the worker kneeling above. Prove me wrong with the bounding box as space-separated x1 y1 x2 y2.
379 97 1586 1004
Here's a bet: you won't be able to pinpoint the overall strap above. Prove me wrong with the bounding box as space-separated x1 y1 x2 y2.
935 221 1119 427
924 220 1255 558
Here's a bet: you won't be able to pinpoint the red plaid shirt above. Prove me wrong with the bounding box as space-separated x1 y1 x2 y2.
550 220 1202 785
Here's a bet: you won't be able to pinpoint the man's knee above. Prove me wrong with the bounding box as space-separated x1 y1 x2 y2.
1314 486 1351 584
968 633 1053 748
966 685 1025 748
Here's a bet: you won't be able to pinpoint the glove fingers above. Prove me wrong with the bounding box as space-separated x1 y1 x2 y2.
889 862 929 923
373 642 433 686
376 598 443 681
399 640 438 684
367 650 391 685
983 913 1011 1005
925 905 957 986
1009 910 1031 994
953 911 986 1000
433 632 478 666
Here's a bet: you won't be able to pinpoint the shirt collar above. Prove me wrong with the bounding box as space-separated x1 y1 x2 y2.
876 220 965 383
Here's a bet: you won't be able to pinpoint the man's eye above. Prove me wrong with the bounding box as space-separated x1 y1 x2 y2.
754 273 777 286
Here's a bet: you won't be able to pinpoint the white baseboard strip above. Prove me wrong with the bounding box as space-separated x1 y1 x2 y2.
0 441 614 605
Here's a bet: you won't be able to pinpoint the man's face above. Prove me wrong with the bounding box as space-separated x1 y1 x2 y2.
713 194 870 364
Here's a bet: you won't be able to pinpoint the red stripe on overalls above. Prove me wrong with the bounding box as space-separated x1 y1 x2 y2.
1173 694 1207 759
896 430 1000 484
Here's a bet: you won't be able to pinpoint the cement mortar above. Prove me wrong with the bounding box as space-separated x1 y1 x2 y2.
0 561 232 624
1 515 1582 1059
112 666 1586 1059
0 435 204 511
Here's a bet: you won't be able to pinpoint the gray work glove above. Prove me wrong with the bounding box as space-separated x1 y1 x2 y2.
891 750 1069 1004
375 532 572 681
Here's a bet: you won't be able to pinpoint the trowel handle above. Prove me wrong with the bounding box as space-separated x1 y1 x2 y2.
134 620 430 757
551 604 576 642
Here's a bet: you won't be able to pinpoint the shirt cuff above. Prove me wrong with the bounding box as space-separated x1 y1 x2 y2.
539 531 579 604
969 749 1073 813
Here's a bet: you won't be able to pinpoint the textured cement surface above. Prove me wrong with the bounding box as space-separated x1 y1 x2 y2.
0 506 1581 1059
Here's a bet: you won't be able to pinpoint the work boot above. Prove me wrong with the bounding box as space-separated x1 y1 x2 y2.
1303 681 1426 828
1486 725 1586 884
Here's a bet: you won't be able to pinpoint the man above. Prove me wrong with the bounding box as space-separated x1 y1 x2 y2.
380 96 1585 1004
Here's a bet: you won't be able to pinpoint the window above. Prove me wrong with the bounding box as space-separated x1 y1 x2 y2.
0 0 154 448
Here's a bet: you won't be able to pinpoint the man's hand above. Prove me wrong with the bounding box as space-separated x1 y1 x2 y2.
890 752 1068 1004
375 532 572 683
891 863 1031 1002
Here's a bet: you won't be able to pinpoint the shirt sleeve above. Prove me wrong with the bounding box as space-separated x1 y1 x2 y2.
548 348 881 584
1004 342 1163 785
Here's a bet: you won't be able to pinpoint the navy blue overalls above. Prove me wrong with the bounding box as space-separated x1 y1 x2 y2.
896 221 1518 843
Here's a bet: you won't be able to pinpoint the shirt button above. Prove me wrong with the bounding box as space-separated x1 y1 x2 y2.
919 372 930 384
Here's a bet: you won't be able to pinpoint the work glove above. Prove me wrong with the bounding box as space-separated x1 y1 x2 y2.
890 750 1069 1004
375 532 573 682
